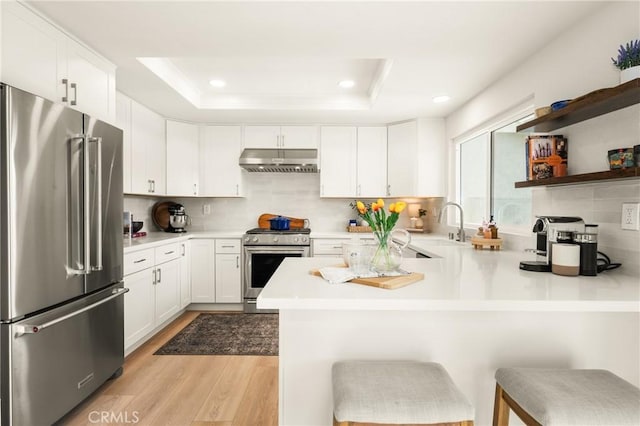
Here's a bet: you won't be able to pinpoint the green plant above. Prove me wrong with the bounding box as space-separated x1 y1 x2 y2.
612 39 640 70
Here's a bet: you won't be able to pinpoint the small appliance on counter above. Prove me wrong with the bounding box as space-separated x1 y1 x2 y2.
520 216 584 272
152 201 189 233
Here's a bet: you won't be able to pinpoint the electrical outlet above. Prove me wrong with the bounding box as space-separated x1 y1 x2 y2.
621 202 640 230
203 204 211 215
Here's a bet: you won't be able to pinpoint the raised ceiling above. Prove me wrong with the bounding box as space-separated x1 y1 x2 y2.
28 1 606 124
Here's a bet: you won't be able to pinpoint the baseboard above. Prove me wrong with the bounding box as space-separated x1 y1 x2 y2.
187 303 243 312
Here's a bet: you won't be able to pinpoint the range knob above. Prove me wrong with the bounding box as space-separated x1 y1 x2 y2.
273 236 279 243
252 236 259 243
301 236 308 242
244 237 250 243
293 237 299 243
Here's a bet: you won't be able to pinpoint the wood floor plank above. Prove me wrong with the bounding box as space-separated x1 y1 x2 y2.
194 356 259 422
145 356 230 426
231 363 279 426
58 312 278 426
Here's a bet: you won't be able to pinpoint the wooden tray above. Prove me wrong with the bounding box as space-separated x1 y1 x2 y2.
310 268 424 290
471 236 503 250
258 213 307 229
346 225 372 233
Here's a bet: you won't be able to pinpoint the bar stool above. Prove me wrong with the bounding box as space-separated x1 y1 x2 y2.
493 367 640 426
332 360 474 426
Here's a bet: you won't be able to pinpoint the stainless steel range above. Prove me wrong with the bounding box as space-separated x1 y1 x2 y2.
243 228 310 313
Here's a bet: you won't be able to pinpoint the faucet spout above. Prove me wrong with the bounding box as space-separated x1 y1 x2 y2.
438 202 465 242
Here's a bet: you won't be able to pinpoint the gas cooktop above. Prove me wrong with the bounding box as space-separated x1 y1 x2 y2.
245 228 311 235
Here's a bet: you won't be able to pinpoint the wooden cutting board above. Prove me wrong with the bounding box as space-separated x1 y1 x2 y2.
258 213 307 229
310 268 424 290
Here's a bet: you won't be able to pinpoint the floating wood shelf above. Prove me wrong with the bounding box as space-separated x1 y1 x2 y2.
516 78 640 133
515 167 639 188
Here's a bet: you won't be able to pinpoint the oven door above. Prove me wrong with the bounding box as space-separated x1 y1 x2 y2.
243 246 309 300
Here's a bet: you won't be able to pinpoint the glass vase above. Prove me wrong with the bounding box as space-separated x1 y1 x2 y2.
370 229 411 274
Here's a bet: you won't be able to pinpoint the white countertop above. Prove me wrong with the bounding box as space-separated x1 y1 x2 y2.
258 238 640 312
123 231 244 252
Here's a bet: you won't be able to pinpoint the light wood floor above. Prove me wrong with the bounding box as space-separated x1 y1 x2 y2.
58 311 279 426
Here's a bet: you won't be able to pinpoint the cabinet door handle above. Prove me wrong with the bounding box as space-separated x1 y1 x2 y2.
152 268 156 284
148 179 152 193
181 244 186 256
357 184 361 196
281 134 285 147
236 256 239 268
387 184 391 196
157 268 162 283
276 134 280 147
62 79 69 102
151 180 156 193
193 183 197 195
70 82 77 106
133 258 147 264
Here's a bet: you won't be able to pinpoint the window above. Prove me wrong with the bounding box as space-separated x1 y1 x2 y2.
456 113 534 233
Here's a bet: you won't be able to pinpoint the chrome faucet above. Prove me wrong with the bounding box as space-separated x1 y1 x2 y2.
438 202 466 242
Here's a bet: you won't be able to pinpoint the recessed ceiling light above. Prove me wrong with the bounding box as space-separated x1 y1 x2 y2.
433 95 450 103
338 80 355 89
209 79 226 88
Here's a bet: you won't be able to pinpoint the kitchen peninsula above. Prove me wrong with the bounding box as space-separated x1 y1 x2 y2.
258 238 640 426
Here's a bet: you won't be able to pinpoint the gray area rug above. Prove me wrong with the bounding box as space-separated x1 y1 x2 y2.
154 313 278 356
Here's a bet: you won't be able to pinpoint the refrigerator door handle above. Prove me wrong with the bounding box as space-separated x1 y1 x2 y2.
67 135 90 277
89 136 103 271
83 135 91 279
14 288 129 337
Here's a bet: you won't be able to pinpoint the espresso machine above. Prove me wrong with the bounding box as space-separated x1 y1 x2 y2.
167 203 188 233
520 216 584 272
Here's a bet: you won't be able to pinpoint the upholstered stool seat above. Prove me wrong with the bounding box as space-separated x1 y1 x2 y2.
494 368 640 426
332 360 474 425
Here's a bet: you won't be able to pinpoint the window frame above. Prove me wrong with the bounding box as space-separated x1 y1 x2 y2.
452 102 535 235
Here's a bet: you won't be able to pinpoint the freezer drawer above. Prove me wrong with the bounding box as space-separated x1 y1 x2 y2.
1 284 127 426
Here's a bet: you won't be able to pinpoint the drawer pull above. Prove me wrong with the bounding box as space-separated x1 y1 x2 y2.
332 246 342 249
133 258 147 264
221 245 235 248
164 250 175 255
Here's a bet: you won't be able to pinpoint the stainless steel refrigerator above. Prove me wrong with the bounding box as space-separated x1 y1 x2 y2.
0 84 127 425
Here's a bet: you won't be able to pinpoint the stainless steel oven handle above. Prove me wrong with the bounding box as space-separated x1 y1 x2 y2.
14 288 129 337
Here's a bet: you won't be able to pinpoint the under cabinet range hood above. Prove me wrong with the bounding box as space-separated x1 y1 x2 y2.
239 148 318 173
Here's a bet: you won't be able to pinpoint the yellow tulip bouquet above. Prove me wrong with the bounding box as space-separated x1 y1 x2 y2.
353 199 407 272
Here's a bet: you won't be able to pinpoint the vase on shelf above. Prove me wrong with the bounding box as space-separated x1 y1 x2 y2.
370 229 411 274
621 65 640 84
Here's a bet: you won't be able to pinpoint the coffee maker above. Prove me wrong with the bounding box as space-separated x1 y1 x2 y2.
520 216 584 272
167 203 188 233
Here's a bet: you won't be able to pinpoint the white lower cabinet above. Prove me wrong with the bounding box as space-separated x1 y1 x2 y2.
123 242 182 353
180 241 191 308
215 239 242 303
123 268 155 350
190 239 216 302
191 239 242 304
154 257 180 325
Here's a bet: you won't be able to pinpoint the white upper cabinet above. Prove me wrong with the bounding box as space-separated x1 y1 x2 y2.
356 127 388 198
1 1 116 123
130 101 166 195
320 126 357 197
200 126 245 197
244 125 317 149
387 119 445 197
166 120 199 196
115 92 132 193
387 121 416 197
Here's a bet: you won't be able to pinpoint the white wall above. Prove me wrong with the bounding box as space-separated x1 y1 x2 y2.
445 1 640 273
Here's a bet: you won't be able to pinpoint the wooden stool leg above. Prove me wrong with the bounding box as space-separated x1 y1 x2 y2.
333 415 351 426
493 384 510 426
